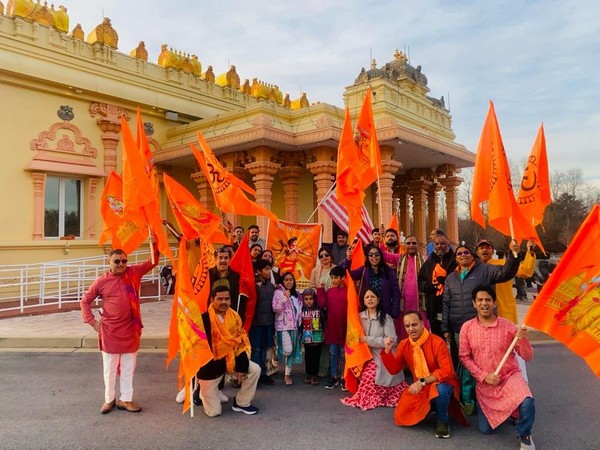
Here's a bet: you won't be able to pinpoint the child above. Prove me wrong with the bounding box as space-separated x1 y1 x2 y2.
300 288 324 385
272 272 303 385
317 265 348 390
250 259 276 384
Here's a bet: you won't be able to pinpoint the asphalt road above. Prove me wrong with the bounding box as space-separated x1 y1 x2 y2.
1 343 598 450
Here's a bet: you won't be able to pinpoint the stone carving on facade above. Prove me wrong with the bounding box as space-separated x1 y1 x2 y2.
250 78 282 103
129 41 148 61
89 102 129 124
240 78 251 95
7 0 69 32
216 65 241 89
290 92 309 110
86 17 118 49
202 65 215 83
143 121 154 136
157 44 201 76
57 105 74 121
283 93 291 109
0 1 4 15
70 23 84 41
30 122 97 158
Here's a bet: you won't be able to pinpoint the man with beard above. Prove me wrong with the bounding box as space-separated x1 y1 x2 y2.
330 230 349 265
232 226 245 253
248 224 265 250
418 235 457 337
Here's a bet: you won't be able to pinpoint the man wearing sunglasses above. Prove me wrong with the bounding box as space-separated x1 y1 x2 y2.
80 237 160 414
396 237 428 339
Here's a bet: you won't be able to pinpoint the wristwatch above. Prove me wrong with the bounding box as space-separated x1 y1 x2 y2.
419 377 426 386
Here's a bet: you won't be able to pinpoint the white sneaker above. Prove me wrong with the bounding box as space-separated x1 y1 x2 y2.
175 387 185 404
218 390 229 404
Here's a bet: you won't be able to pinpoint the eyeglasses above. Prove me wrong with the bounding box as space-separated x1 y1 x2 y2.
319 253 330 258
456 250 471 256
405 241 418 245
368 253 380 257
113 259 128 265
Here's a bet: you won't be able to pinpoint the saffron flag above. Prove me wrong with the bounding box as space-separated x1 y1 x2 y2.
320 187 375 245
354 88 382 191
229 233 257 332
121 117 174 262
349 238 365 271
517 124 551 227
98 171 146 253
344 269 373 394
162 173 229 244
266 219 321 283
336 107 365 242
135 108 159 198
171 239 214 412
470 101 542 250
192 132 277 221
388 213 399 235
524 204 600 376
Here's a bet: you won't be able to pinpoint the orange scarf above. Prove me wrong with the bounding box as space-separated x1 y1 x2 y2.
208 304 251 372
410 328 431 379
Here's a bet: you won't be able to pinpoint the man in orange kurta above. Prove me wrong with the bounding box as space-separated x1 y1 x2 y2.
381 311 466 439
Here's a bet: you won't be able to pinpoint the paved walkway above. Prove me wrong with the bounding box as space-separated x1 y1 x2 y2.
0 296 551 349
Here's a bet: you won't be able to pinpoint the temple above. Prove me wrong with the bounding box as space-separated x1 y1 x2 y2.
0 2 474 264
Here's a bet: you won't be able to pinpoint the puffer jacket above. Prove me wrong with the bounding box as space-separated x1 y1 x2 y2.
272 286 301 331
442 253 520 333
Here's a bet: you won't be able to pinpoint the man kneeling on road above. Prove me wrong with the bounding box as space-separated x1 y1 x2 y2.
195 285 260 417
381 311 466 439
459 285 536 449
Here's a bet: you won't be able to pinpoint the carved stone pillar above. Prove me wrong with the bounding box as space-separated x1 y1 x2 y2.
31 172 46 240
379 147 402 227
89 103 130 175
394 178 410 236
191 171 215 212
427 182 442 233
87 178 101 240
245 160 281 236
440 176 463 246
408 179 432 245
279 165 304 223
306 159 336 241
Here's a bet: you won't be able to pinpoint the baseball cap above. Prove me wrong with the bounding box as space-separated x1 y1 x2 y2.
476 239 494 248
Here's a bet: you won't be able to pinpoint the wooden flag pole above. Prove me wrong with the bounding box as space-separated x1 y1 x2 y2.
148 225 155 265
494 325 526 375
376 165 383 227
189 377 195 418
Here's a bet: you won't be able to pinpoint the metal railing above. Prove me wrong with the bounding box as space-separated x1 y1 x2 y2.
0 250 176 314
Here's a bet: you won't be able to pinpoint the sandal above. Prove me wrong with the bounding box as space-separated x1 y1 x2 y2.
311 377 319 386
284 375 293 386
303 376 312 384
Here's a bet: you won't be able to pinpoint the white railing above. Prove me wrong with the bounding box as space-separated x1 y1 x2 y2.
0 249 176 314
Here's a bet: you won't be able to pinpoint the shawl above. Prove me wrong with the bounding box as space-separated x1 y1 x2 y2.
208 304 251 372
410 328 431 379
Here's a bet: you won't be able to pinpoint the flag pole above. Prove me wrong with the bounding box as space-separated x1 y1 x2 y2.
494 325 525 375
147 225 155 265
305 181 338 223
376 166 383 227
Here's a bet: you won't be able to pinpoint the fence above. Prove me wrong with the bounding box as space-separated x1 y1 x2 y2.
0 250 175 314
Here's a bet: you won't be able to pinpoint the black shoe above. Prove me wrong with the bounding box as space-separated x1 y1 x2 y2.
232 399 259 415
192 388 202 406
258 375 275 385
325 377 340 390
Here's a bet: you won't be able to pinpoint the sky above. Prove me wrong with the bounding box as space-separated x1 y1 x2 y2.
63 0 600 184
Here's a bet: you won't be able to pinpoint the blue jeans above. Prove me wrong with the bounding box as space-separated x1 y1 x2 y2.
478 397 535 436
329 344 345 378
249 325 274 376
433 383 453 423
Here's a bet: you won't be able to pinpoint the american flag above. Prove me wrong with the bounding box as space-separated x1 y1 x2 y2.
320 188 375 245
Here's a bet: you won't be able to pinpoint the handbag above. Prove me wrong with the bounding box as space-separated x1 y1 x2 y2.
265 346 279 376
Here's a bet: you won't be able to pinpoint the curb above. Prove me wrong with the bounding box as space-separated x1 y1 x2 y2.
0 336 169 350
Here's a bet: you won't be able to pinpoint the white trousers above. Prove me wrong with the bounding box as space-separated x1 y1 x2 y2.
199 360 261 417
102 352 137 403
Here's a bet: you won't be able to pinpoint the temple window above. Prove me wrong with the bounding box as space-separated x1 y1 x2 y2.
44 176 82 238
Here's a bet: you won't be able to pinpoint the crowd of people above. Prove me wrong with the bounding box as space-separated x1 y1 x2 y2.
81 225 538 449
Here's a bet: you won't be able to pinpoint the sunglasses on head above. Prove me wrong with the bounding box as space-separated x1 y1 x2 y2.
113 259 128 265
456 250 471 256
